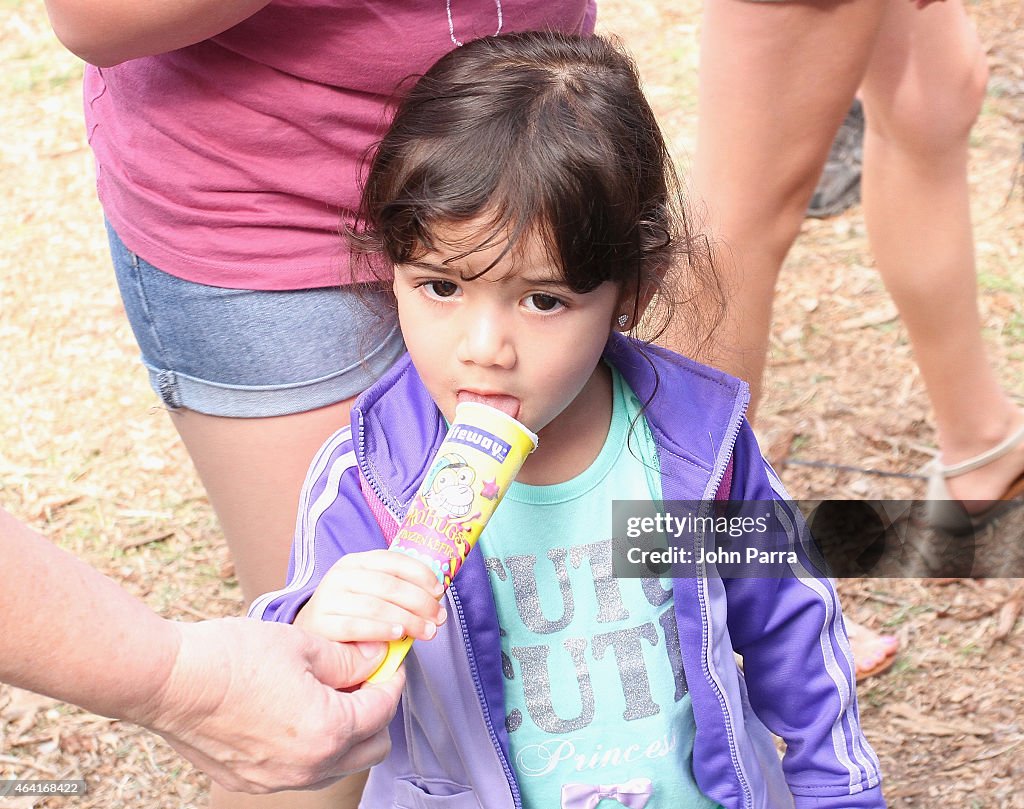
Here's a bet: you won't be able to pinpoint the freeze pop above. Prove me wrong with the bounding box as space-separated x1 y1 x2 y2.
367 401 538 682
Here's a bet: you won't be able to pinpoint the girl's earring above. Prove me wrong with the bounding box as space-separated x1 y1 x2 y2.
617 314 630 329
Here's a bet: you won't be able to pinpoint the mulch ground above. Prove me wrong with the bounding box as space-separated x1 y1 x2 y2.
1 1 1022 806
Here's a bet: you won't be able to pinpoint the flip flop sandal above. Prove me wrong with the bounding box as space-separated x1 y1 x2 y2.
925 423 1024 536
847 622 899 683
855 648 898 683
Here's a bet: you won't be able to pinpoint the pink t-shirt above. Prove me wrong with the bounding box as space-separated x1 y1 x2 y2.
85 0 596 290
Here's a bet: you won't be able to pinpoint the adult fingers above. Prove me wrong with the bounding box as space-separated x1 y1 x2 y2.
318 669 405 776
307 634 390 690
338 673 405 734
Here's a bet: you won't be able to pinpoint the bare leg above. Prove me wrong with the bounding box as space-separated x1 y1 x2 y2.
692 0 887 419
169 399 356 603
168 400 369 809
859 0 1024 504
692 0 905 680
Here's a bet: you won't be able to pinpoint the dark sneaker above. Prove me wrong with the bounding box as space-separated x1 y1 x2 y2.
807 99 864 219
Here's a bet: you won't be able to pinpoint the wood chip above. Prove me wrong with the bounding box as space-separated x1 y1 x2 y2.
120 531 174 550
887 702 993 737
839 306 899 331
994 593 1024 640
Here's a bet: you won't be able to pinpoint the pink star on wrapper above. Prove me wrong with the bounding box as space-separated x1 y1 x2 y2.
480 478 500 500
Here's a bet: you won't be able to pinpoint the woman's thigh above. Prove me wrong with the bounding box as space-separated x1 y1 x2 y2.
695 0 887 223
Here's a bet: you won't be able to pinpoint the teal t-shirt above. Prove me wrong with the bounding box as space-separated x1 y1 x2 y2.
477 366 719 809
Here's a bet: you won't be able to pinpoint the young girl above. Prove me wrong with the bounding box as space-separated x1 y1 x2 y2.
250 32 885 809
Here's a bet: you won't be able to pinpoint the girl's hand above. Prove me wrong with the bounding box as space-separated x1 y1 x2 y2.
296 551 447 644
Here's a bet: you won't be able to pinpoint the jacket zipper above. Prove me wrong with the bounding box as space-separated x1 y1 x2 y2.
355 408 405 518
695 393 755 809
449 583 523 809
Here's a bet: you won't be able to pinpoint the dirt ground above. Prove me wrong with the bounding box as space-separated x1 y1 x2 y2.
1 1 1022 807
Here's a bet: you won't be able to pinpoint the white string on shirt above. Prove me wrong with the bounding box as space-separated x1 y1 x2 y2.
446 0 504 47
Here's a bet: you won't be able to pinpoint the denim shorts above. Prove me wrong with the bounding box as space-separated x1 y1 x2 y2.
107 223 404 418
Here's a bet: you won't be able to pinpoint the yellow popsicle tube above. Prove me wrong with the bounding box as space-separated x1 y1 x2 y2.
367 401 537 682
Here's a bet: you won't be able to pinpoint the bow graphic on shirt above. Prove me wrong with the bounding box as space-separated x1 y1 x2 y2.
560 777 653 809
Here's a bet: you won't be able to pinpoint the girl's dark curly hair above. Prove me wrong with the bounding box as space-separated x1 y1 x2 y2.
350 30 721 352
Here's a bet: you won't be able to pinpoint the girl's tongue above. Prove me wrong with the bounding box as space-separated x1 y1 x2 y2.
457 391 521 421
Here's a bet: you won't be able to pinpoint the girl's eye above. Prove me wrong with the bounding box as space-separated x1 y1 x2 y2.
523 293 565 313
422 280 460 300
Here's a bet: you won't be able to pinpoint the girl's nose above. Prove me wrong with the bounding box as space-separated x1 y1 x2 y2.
456 309 516 369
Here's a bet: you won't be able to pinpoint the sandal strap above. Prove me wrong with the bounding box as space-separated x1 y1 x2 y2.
939 422 1024 479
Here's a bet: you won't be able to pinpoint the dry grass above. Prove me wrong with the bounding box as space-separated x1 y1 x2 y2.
2 0 1022 806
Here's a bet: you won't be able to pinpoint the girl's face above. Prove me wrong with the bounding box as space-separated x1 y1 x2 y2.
394 218 626 482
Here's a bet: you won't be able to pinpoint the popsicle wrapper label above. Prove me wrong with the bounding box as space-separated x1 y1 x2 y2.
367 402 537 682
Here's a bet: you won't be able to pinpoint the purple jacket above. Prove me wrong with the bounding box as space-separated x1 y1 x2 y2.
251 335 885 809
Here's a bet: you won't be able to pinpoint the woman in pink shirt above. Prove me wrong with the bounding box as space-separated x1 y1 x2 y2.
44 3 594 808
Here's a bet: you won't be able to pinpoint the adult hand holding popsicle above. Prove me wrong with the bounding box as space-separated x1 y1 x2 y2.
370 402 537 681
295 402 536 682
